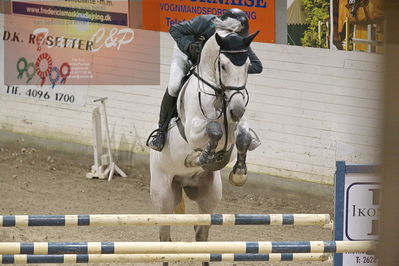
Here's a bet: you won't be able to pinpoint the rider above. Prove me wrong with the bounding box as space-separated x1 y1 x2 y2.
147 8 263 151
348 0 360 16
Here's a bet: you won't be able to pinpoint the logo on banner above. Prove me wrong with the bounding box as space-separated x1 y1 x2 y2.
346 182 380 240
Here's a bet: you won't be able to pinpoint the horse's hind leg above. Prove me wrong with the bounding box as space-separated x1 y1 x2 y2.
151 178 182 266
185 171 222 266
197 172 222 266
152 181 182 239
150 166 182 266
229 127 252 186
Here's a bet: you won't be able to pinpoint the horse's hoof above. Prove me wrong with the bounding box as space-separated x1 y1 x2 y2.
229 171 247 186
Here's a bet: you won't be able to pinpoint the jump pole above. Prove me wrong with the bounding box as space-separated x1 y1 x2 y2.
0 241 376 255
0 214 331 227
0 253 330 264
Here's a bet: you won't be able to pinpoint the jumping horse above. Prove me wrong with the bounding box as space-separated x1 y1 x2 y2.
150 18 259 266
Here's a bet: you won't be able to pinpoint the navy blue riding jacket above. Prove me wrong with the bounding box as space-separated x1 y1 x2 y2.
169 14 263 74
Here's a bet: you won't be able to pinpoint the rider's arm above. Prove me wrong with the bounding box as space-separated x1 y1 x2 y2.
169 16 205 54
247 47 263 74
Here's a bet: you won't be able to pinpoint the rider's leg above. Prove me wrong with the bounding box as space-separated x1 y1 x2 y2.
146 90 178 151
147 45 191 151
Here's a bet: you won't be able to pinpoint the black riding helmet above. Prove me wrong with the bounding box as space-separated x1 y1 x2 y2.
220 8 249 36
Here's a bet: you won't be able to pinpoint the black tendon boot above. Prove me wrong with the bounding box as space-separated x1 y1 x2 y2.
146 90 178 151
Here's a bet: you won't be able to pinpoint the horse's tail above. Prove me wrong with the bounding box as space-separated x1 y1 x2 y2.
174 196 186 214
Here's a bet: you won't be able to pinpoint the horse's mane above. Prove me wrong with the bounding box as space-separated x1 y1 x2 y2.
213 17 243 35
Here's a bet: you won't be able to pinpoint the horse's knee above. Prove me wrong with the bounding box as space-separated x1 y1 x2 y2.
206 121 223 141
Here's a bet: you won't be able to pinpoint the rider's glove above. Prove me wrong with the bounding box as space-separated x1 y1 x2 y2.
188 41 203 64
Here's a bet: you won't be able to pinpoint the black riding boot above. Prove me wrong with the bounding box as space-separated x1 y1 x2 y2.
146 90 177 151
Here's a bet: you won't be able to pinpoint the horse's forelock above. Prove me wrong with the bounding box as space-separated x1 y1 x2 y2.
201 18 244 68
214 17 243 36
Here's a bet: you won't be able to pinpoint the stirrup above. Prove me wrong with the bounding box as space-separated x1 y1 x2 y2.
146 129 165 151
248 128 261 151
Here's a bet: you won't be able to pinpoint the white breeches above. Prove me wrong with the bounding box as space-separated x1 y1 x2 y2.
167 44 192 97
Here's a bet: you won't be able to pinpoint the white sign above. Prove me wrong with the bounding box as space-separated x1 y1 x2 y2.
343 174 379 266
346 183 380 241
334 162 380 266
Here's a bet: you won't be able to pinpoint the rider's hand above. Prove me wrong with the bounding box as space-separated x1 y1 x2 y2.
188 41 203 64
197 35 206 42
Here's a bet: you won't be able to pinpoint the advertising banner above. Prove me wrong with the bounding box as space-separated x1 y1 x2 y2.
2 0 160 106
12 0 129 26
142 0 275 43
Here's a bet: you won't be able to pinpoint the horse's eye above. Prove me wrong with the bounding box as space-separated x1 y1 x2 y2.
221 65 226 71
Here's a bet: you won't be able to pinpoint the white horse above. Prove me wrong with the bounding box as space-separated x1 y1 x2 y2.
150 18 259 266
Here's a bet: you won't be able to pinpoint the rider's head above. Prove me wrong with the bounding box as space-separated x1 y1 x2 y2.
220 8 249 36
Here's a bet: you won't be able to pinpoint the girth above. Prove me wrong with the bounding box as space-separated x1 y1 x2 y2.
176 118 187 142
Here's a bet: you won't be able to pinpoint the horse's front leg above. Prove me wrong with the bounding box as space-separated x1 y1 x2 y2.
229 127 252 186
185 121 222 167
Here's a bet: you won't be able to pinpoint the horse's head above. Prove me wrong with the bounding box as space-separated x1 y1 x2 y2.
197 17 259 122
214 30 258 122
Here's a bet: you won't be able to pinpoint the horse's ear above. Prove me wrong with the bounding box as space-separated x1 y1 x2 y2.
243 31 260 46
215 33 224 47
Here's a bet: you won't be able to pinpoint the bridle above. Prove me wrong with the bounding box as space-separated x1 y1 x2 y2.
191 46 250 158
193 49 250 120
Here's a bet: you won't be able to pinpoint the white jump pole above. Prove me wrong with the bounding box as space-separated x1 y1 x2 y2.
0 241 376 255
0 214 332 227
0 253 331 264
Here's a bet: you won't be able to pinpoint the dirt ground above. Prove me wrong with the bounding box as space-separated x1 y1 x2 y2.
0 138 333 266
